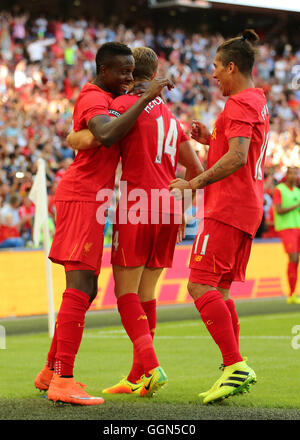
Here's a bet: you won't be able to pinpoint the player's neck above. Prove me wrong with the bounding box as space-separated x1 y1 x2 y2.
130 79 151 95
91 78 111 94
229 76 255 96
134 78 150 86
285 181 295 190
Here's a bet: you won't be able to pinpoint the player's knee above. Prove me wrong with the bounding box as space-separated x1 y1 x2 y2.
66 270 96 300
188 281 216 300
89 284 98 303
218 288 230 301
84 276 98 301
187 281 200 300
289 253 299 264
80 281 96 300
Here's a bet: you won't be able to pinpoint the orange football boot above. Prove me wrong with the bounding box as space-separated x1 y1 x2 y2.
47 374 104 405
34 365 54 391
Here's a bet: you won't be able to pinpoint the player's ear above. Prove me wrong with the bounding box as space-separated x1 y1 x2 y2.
99 64 107 76
151 71 157 80
227 61 235 74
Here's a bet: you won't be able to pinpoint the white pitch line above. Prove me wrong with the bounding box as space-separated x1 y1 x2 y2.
96 329 126 334
159 322 201 328
239 313 300 322
87 322 201 336
84 334 290 340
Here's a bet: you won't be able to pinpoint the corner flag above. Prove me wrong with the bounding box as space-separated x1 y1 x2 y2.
29 158 55 337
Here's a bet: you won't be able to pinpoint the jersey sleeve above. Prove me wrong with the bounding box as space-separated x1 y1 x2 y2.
224 98 254 140
109 96 132 116
177 121 189 144
273 188 282 205
179 128 189 144
77 91 110 127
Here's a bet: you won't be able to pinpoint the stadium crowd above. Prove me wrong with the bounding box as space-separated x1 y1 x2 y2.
0 9 300 247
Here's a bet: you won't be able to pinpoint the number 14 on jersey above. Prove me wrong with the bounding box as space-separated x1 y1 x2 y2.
155 116 178 166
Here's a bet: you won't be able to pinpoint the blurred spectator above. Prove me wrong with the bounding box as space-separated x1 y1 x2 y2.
0 193 21 226
18 192 35 241
26 35 56 63
262 204 279 238
0 212 24 248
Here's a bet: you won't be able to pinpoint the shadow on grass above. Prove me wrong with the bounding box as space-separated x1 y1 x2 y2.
1 397 300 420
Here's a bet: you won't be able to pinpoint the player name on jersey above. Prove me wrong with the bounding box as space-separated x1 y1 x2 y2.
144 96 164 114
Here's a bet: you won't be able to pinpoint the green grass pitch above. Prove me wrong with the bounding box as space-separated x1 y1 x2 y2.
1 301 300 421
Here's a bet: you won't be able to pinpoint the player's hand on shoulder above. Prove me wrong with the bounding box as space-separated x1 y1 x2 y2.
143 77 174 102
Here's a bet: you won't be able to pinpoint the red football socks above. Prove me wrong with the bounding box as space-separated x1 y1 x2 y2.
225 298 240 348
46 323 57 370
117 294 159 376
127 299 157 383
194 290 242 367
46 290 94 371
142 299 157 339
54 288 90 377
288 262 298 295
127 346 144 384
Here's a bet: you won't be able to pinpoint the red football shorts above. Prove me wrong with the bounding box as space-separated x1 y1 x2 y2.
111 209 179 268
189 218 253 289
278 228 300 254
49 201 105 275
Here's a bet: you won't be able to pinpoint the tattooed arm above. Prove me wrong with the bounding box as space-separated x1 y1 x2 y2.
169 136 250 194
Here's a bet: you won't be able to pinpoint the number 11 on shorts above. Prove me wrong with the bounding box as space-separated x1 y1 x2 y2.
194 234 210 255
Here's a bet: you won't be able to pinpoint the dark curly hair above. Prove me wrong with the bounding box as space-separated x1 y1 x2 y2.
95 42 133 74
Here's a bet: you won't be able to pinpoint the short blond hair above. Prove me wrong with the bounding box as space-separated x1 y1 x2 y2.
132 47 158 80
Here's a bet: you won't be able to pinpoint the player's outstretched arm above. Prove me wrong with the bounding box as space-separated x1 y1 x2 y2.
170 136 250 194
88 78 173 147
66 129 101 150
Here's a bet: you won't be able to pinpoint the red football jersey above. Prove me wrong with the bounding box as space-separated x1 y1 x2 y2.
55 82 120 202
109 94 188 213
204 88 269 238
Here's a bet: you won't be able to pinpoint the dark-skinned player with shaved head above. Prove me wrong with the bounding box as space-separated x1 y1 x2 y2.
34 42 173 406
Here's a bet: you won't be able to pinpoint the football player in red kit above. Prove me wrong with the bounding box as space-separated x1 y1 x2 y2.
68 46 203 397
170 29 269 404
34 42 173 405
